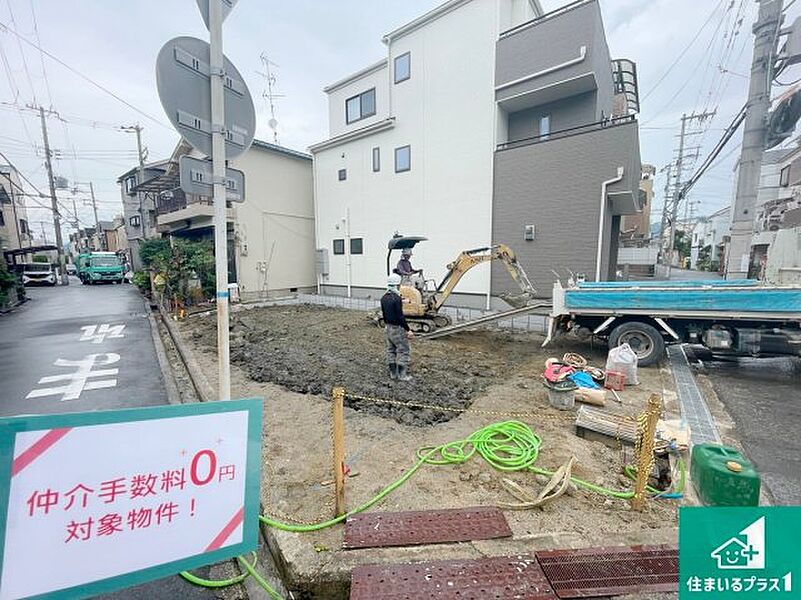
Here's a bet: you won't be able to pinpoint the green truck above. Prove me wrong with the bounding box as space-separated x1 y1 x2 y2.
77 252 125 285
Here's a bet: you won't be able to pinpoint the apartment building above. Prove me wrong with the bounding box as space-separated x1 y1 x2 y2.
118 139 316 301
311 0 642 305
0 165 31 255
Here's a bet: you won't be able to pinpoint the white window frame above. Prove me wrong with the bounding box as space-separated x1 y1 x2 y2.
372 147 380 172
539 115 551 140
395 145 411 173
345 88 376 124
394 52 411 84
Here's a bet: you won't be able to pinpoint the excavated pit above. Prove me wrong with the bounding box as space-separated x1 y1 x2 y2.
186 303 549 425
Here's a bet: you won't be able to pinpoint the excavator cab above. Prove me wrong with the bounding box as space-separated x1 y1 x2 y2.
378 235 537 333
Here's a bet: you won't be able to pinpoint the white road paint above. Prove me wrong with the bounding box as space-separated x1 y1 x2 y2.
79 324 126 344
26 353 121 401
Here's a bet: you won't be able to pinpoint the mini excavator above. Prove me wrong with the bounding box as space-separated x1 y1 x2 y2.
376 235 538 333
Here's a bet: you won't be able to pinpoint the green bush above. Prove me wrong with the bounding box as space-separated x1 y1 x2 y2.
139 237 215 305
32 254 49 263
132 271 150 293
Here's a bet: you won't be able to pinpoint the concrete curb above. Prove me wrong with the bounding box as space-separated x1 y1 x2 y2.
145 300 181 405
154 305 292 599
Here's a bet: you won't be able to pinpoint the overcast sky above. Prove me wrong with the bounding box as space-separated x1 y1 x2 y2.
1 0 799 242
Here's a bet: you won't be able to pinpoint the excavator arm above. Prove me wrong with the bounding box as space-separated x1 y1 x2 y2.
433 245 536 310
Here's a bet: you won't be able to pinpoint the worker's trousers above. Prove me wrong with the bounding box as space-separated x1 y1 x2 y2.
385 324 410 367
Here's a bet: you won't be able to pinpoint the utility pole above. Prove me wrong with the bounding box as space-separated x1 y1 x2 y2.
88 181 103 250
37 105 68 285
727 0 784 278
210 0 231 400
659 164 673 248
665 111 715 274
121 124 147 242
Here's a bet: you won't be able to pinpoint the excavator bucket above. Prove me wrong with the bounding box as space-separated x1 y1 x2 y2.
499 291 533 309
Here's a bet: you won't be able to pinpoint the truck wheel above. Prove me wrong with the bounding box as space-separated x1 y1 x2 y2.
608 321 665 367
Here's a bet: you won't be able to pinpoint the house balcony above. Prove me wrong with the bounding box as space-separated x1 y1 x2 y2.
156 190 233 233
495 0 613 113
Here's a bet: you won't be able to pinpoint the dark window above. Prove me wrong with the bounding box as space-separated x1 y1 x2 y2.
372 147 380 172
129 215 141 228
345 88 376 124
780 165 790 187
338 168 347 181
19 218 28 234
395 145 411 173
124 175 137 195
394 52 411 84
350 238 363 255
0 211 5 227
333 239 345 255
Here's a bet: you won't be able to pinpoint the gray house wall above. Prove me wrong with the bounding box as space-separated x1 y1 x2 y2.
496 0 611 107
507 91 597 142
491 119 640 298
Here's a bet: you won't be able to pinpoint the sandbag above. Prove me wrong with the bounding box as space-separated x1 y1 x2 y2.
606 343 639 386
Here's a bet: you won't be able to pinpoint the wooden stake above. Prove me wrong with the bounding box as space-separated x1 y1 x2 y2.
332 387 346 517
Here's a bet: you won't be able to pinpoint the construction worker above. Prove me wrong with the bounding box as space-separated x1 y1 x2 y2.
396 249 422 278
381 273 414 381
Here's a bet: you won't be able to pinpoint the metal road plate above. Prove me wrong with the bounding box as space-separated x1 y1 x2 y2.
535 544 679 599
350 555 557 600
343 506 512 549
156 36 255 159
179 155 245 203
196 0 238 30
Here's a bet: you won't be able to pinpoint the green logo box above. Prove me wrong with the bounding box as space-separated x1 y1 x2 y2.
680 507 798 598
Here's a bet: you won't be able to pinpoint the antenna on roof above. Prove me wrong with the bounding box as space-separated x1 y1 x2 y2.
257 53 284 145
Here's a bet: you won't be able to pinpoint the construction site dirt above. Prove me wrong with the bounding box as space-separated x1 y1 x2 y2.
178 303 681 598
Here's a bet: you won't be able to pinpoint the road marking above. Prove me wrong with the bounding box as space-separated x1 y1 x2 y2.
80 324 126 344
26 353 120 401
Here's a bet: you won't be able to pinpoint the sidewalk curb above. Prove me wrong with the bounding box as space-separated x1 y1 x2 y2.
154 305 291 599
145 300 181 405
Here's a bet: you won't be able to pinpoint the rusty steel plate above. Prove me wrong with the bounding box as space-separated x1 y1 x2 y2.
343 506 512 549
536 544 679 598
350 555 558 600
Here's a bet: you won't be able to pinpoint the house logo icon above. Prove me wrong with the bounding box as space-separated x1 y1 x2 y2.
710 516 765 570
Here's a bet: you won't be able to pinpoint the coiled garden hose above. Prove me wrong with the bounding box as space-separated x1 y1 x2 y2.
183 420 684 596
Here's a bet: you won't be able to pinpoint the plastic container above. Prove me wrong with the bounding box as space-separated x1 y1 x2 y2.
545 380 577 410
691 444 761 506
604 371 626 391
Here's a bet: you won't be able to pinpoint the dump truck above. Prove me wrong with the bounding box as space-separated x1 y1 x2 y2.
544 279 801 365
77 252 125 285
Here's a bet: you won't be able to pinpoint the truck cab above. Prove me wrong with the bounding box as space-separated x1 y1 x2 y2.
77 252 124 285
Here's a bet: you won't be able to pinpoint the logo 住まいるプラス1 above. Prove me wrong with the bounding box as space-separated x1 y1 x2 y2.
680 508 797 598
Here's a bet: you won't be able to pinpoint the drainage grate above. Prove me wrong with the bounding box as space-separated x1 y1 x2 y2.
668 345 721 444
536 544 679 599
343 506 512 549
350 555 558 600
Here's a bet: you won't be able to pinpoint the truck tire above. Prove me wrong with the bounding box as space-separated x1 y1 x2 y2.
608 321 665 367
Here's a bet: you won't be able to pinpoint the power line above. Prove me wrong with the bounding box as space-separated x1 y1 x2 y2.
0 19 171 129
4 0 37 103
641 0 728 102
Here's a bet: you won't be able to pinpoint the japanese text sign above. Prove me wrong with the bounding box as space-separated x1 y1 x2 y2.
0 398 262 599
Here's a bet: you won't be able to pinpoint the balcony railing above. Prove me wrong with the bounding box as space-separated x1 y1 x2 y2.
499 0 594 39
497 114 636 152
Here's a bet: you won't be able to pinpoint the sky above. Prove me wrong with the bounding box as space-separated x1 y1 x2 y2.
1 0 800 243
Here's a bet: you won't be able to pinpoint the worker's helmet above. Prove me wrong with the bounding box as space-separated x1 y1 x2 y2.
387 273 402 287
401 249 412 257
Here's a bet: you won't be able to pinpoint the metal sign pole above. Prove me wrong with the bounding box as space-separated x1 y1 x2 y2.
209 0 231 400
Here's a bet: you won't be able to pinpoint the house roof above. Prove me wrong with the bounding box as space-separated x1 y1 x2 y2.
322 59 387 94
251 139 312 161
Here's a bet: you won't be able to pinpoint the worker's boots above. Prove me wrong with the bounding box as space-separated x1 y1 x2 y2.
388 363 398 380
397 365 412 381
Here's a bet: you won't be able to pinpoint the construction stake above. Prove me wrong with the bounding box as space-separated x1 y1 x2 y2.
631 394 661 511
332 387 346 517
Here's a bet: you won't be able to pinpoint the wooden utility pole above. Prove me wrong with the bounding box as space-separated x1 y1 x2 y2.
88 182 103 250
37 105 68 285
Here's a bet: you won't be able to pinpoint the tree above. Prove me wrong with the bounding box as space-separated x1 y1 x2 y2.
138 237 215 306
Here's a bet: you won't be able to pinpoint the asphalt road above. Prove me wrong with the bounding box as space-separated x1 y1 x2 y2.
0 279 216 599
693 353 801 505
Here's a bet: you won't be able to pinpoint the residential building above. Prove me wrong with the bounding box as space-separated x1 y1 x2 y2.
0 165 31 255
118 159 170 271
690 206 730 271
621 163 655 242
311 0 642 306
118 139 316 301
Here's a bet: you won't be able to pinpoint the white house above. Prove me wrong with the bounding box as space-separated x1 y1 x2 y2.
311 0 642 306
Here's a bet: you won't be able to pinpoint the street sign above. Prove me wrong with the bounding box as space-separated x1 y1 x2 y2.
196 0 238 31
179 155 245 203
0 398 262 599
155 36 255 159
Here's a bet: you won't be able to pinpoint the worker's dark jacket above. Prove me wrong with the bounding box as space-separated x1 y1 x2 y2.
396 258 416 276
381 291 409 331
